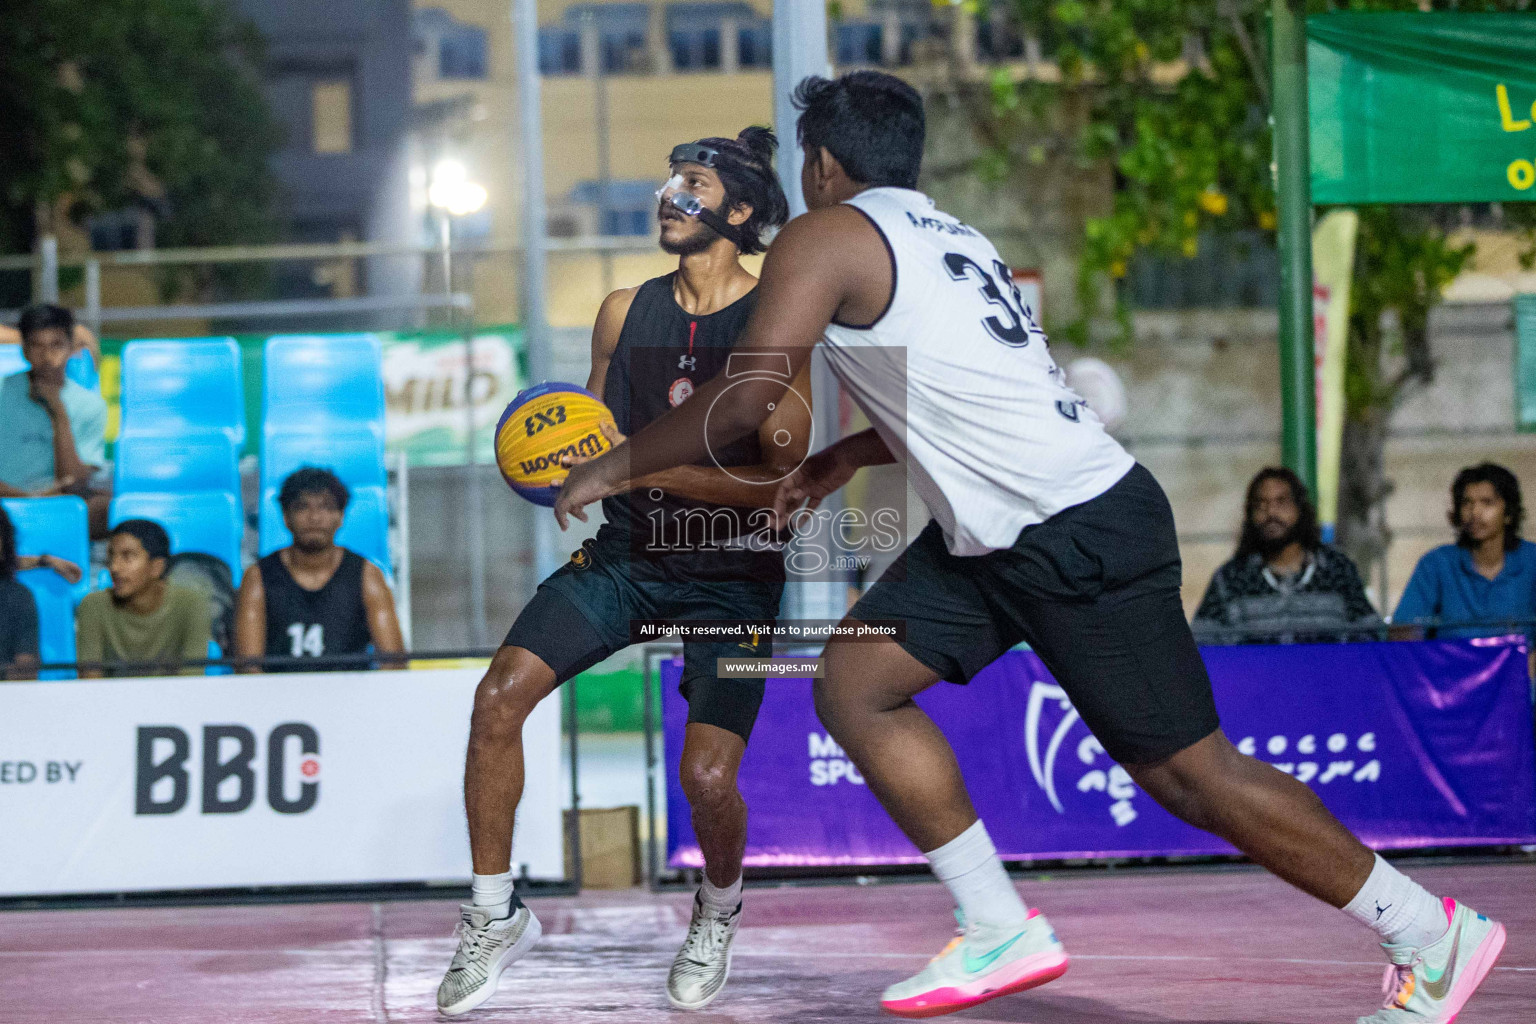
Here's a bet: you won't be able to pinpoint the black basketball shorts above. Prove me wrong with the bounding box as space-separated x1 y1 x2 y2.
848 462 1220 765
503 536 783 743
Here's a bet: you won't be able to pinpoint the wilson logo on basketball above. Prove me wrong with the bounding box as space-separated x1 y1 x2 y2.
516 431 605 476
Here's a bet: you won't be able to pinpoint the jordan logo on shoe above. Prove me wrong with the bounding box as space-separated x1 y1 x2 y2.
1375 901 1392 921
963 931 1025 975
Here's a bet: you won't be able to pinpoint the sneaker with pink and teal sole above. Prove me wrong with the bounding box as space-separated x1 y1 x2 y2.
879 909 1068 1019
1357 898 1506 1024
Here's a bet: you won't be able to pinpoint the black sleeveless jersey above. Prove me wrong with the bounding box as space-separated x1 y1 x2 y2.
259 549 372 671
600 273 785 583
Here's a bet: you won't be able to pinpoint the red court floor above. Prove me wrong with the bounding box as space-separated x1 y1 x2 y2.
2 862 1531 1023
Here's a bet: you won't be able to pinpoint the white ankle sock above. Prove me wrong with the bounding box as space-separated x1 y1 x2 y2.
699 873 742 913
924 820 1030 929
1343 854 1449 949
471 870 515 919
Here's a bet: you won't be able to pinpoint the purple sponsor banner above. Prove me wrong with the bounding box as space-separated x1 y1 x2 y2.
663 638 1536 868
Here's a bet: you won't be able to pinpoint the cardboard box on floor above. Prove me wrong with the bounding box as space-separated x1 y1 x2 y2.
564 805 641 889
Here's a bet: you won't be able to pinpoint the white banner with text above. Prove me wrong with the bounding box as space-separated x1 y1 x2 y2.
0 668 562 896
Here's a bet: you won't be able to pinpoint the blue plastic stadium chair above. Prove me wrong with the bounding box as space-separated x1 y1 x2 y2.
66 348 98 390
206 639 231 676
0 344 28 378
258 484 391 577
110 491 244 585
1 496 91 603
0 345 97 390
260 427 387 492
115 433 240 495
16 568 77 680
263 334 384 430
120 338 245 446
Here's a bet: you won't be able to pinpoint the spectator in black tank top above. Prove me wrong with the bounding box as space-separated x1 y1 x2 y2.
233 467 403 672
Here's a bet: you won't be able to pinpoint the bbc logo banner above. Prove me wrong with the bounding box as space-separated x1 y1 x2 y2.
0 670 563 896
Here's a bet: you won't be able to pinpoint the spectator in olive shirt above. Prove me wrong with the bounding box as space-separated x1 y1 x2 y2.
77 519 210 677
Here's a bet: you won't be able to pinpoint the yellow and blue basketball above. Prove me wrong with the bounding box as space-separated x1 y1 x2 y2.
494 382 616 507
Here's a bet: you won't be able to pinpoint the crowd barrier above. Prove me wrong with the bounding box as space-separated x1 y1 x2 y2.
0 667 563 897
660 637 1536 869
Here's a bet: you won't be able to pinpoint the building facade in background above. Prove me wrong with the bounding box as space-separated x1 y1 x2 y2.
235 0 419 311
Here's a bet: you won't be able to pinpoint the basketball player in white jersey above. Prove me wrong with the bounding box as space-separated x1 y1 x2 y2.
555 72 1505 1024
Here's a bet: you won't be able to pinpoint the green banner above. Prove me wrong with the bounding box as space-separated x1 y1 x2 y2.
1309 13 1536 205
101 327 526 467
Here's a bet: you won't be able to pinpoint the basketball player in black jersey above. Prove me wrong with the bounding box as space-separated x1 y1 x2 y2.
233 467 403 672
436 127 809 1016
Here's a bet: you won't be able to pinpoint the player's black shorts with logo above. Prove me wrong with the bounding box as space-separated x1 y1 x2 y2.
849 462 1220 765
504 530 783 743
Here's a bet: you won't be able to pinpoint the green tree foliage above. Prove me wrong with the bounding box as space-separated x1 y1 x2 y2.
978 0 1535 570
0 0 281 264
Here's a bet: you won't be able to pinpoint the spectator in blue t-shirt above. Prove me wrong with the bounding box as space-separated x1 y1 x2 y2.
1395 463 1536 637
0 304 109 535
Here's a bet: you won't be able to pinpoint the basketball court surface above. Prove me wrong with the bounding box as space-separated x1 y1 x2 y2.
3 860 1530 1023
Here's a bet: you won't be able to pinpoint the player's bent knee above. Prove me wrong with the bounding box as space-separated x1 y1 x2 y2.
679 755 740 809
470 647 556 743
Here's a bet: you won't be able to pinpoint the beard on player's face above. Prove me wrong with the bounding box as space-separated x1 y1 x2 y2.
657 201 727 256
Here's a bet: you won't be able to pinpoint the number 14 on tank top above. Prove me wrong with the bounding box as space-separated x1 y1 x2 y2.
287 623 325 658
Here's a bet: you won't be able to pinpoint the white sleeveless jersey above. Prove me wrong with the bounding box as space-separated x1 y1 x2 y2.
821 188 1135 556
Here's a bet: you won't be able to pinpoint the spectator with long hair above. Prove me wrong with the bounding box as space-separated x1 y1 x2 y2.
1193 467 1379 643
1395 462 1536 637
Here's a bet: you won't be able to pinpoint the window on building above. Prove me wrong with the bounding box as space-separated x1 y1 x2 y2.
539 28 582 74
738 21 771 68
87 209 153 252
602 28 649 73
670 27 721 70
311 79 353 155
568 179 663 237
439 24 489 78
415 9 491 81
835 23 883 65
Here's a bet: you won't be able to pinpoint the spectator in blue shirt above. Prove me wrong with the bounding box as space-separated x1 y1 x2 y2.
1394 463 1536 637
0 304 110 535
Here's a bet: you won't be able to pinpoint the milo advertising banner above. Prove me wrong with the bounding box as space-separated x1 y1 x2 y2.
380 328 524 466
101 327 525 467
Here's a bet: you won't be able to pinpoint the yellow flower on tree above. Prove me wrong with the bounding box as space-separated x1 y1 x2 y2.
1197 188 1228 216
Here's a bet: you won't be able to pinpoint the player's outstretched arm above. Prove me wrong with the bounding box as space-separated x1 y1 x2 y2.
629 361 815 507
555 206 884 528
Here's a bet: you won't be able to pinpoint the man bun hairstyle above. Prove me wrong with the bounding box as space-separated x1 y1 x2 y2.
793 71 925 190
688 125 789 255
